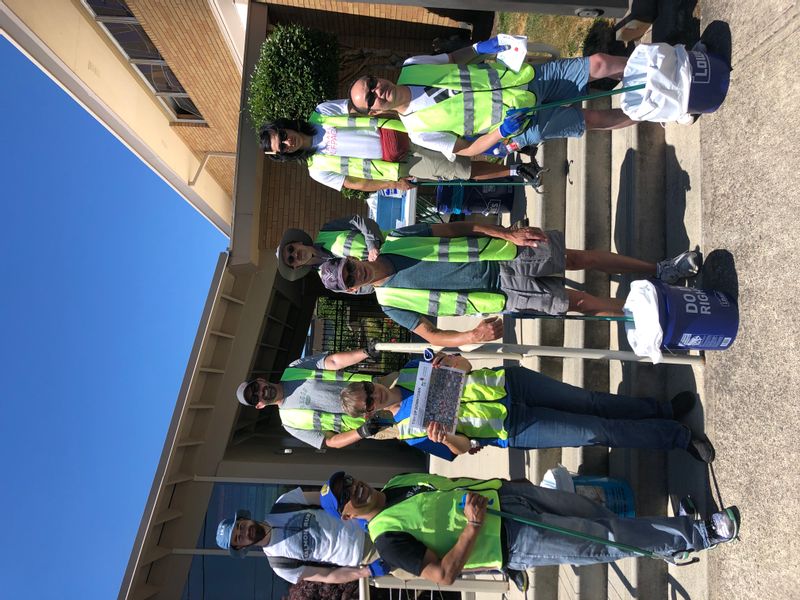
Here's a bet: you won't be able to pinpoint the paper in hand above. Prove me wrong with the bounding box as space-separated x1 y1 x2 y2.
409 362 466 434
496 34 528 72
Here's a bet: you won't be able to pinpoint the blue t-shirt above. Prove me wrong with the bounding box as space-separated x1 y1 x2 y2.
378 224 501 331
393 359 510 461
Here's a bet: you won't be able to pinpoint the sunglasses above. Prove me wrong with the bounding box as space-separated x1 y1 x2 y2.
336 474 354 509
284 243 297 266
364 76 378 111
342 260 357 288
272 128 289 154
363 381 375 412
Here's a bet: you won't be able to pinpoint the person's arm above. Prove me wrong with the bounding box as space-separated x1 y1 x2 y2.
300 565 370 584
322 348 370 370
344 176 416 192
419 492 489 585
429 221 549 245
426 422 471 456
322 429 362 449
431 352 473 373
452 129 504 157
350 215 384 248
413 316 503 346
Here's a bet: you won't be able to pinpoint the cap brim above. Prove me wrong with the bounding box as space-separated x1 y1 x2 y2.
277 228 314 281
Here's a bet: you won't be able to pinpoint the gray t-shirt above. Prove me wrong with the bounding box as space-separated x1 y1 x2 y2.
377 224 501 331
280 353 366 449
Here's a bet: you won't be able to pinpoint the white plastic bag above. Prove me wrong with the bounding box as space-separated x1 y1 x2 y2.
621 43 692 122
624 279 664 363
539 465 575 493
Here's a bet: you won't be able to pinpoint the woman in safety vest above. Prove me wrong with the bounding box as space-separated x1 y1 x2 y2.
276 216 383 294
339 353 715 463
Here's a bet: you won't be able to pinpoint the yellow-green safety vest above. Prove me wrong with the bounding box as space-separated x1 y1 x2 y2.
315 230 370 260
374 234 515 317
397 63 537 136
278 368 372 432
368 473 504 571
306 112 406 181
394 367 508 441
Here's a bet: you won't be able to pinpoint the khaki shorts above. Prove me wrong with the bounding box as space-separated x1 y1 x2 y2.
400 142 472 181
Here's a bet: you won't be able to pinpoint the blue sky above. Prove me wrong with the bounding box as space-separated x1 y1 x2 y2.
0 37 227 599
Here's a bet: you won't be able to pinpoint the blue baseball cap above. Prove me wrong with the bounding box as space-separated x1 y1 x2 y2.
216 508 252 558
320 471 347 517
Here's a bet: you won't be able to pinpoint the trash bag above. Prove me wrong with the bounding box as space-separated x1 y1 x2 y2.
623 279 664 363
621 43 692 122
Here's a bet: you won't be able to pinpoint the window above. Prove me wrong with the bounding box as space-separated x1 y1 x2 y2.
83 0 205 123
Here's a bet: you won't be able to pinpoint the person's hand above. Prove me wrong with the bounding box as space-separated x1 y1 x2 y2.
368 248 380 261
393 177 417 191
432 352 471 372
365 339 380 360
426 421 451 444
356 414 391 439
368 559 391 577
470 316 503 342
463 492 489 526
504 225 548 247
499 107 531 138
473 36 511 55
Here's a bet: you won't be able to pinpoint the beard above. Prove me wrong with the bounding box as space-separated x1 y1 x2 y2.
250 522 268 543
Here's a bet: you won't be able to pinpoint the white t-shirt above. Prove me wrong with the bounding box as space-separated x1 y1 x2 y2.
308 100 384 191
264 487 366 583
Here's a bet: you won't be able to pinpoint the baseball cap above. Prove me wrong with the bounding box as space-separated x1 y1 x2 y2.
320 471 347 517
215 509 253 558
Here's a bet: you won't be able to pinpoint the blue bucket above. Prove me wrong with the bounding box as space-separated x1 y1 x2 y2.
651 279 738 351
572 476 635 517
686 50 731 113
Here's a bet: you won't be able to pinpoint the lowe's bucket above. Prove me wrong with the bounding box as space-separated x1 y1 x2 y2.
651 279 738 351
686 50 731 113
572 476 636 518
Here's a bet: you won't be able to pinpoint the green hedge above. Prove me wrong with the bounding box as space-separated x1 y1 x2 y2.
247 24 339 129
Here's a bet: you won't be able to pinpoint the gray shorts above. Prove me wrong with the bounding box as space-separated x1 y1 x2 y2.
499 230 569 315
401 143 472 181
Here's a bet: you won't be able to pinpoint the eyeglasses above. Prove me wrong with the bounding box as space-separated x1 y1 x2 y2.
336 474 354 509
364 76 378 111
342 260 357 288
363 381 375 412
284 243 296 266
272 128 288 154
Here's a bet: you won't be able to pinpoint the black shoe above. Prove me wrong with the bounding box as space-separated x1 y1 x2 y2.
670 391 697 421
677 495 698 518
705 506 740 546
686 435 716 463
506 568 529 593
517 161 546 193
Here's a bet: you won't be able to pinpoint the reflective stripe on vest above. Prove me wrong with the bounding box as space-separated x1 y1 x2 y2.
368 473 504 570
307 153 402 182
382 235 518 262
308 112 407 132
315 230 369 260
375 287 506 316
395 367 508 440
278 368 372 432
397 63 537 136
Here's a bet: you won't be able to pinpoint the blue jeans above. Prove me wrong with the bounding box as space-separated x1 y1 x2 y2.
503 367 691 450
511 57 590 147
498 481 709 568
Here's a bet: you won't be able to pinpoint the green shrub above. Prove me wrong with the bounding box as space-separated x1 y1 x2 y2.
247 24 339 130
340 187 370 203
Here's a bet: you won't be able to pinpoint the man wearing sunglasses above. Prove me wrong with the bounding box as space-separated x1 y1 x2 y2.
339 353 716 463
316 220 701 346
236 345 395 449
348 35 636 161
215 485 387 584
258 100 533 193
276 216 383 294
320 470 740 589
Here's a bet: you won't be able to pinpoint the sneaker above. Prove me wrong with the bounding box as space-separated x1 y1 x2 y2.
656 250 703 284
686 435 716 463
705 506 740 546
670 391 697 420
517 161 546 194
676 113 701 126
506 568 529 593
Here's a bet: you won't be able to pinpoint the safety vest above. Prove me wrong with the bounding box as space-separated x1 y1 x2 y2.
374 234 514 316
278 368 372 432
306 112 406 181
394 367 508 441
397 63 537 136
315 230 370 260
368 473 504 571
